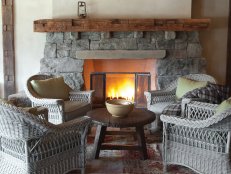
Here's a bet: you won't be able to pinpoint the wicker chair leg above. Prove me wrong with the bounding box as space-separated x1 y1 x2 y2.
162 122 168 173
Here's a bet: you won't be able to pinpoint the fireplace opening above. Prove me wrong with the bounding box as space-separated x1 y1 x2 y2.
83 59 154 108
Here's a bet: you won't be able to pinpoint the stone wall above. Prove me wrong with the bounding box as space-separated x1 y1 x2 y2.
41 31 205 90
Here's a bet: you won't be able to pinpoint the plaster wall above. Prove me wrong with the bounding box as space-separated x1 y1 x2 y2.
52 0 192 19
192 0 229 84
14 0 52 92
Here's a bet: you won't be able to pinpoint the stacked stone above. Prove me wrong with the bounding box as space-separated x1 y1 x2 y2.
41 31 205 90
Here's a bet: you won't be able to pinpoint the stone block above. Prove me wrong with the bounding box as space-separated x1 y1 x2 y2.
151 31 165 42
175 41 187 50
187 43 202 58
165 50 187 59
165 31 176 40
113 32 134 38
80 32 101 40
80 32 91 39
134 32 143 38
99 38 137 50
156 58 206 76
187 31 200 43
57 50 70 58
101 32 111 39
156 40 175 50
44 43 57 58
72 39 90 50
90 41 100 50
40 57 84 73
89 32 101 40
46 32 64 43
57 43 72 50
60 72 84 90
64 32 79 42
137 38 156 50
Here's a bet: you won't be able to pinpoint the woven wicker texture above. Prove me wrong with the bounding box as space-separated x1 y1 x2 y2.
160 100 231 174
144 74 216 131
0 101 91 174
25 74 94 124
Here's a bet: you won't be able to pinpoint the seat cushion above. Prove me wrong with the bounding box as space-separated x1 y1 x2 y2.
176 77 207 99
148 101 175 115
30 76 70 100
64 101 91 121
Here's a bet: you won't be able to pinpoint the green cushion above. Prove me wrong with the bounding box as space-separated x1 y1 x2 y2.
215 98 231 114
30 76 70 100
175 77 207 99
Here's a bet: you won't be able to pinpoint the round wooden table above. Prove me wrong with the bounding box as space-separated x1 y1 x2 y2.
87 108 155 160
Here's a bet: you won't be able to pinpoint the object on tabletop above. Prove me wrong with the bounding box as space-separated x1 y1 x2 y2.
105 99 134 118
78 1 87 18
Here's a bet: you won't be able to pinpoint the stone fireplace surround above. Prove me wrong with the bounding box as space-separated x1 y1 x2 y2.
40 31 205 91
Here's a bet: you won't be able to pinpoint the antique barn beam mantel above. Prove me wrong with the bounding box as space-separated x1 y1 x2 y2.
34 18 211 32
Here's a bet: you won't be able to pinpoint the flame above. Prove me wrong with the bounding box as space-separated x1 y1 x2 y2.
106 74 135 101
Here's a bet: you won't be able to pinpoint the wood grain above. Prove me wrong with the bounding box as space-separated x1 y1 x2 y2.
34 18 211 32
2 0 15 98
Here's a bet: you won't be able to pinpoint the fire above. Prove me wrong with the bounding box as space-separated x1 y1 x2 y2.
106 74 135 101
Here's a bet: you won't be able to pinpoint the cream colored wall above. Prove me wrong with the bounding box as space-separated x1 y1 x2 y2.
192 0 229 84
0 5 3 97
53 0 192 18
14 0 52 92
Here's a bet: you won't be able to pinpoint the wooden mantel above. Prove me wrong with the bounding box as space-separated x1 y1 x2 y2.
34 18 211 32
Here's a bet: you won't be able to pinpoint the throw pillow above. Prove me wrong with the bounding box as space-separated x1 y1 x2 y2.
207 82 230 102
30 76 70 100
215 98 231 114
176 77 207 99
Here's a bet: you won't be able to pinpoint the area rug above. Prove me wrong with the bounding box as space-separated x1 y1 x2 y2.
69 128 196 174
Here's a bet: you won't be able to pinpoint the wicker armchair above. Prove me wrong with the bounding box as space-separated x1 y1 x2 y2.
144 74 216 132
25 74 94 124
160 101 231 174
0 100 91 174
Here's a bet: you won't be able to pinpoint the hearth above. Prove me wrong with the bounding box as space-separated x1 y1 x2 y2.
90 72 150 108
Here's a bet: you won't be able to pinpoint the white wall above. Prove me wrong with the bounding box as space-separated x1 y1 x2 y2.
14 0 52 92
0 5 3 98
53 0 192 18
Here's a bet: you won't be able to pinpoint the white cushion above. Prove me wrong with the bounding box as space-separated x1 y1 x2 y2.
64 101 91 121
148 102 175 114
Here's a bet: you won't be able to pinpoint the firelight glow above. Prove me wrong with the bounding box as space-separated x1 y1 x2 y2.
106 75 135 101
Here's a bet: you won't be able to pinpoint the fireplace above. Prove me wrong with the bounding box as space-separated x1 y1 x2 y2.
40 30 206 108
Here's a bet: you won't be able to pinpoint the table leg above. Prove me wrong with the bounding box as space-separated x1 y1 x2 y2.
94 125 107 159
136 126 148 160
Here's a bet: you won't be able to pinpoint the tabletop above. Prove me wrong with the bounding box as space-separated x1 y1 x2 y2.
87 108 155 128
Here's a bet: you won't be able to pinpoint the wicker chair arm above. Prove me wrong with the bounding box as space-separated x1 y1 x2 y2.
161 109 231 129
69 90 94 103
144 90 176 105
181 98 216 117
50 116 91 132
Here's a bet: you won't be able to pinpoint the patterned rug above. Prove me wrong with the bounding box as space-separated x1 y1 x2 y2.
69 127 196 174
